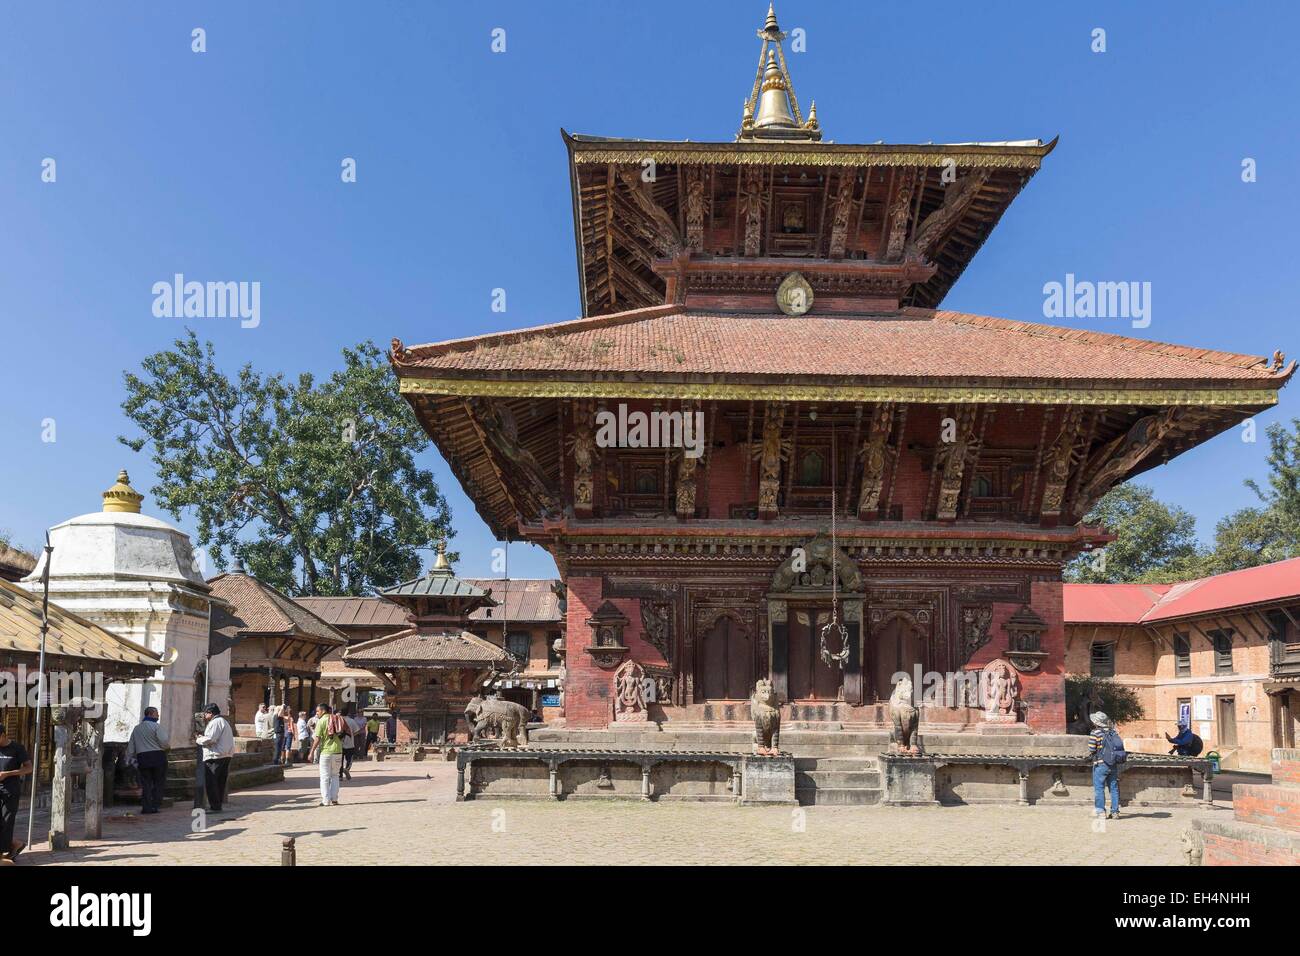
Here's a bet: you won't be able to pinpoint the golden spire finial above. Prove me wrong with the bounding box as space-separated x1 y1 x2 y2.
805 100 819 129
102 469 144 514
764 2 780 36
430 539 451 573
738 3 820 142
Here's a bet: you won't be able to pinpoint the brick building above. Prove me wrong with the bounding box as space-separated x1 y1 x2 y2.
464 578 565 720
208 569 347 727
1065 557 1300 772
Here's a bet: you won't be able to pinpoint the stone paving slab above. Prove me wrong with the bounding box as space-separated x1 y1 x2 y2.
18 759 1228 866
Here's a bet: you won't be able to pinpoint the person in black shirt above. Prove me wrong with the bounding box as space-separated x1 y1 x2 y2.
0 727 33 862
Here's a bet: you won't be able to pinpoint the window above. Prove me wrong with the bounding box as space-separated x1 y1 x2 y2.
506 632 530 664
546 631 562 669
1174 633 1191 677
1210 629 1234 675
634 471 659 495
1090 642 1115 678
797 449 827 486
971 474 994 498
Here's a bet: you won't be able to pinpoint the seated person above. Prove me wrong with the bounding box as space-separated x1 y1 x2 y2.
1165 722 1202 757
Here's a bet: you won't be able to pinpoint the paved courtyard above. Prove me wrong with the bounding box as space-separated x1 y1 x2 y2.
20 759 1224 866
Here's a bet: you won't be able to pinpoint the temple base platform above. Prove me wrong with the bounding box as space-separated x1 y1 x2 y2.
457 727 1213 808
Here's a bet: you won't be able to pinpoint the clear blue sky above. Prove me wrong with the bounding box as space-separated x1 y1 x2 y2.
2 1 1298 581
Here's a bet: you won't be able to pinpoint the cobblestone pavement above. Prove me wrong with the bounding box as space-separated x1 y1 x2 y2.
21 759 1224 866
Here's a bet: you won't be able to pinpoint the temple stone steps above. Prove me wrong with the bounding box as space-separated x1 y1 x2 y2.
114 748 285 804
794 757 882 806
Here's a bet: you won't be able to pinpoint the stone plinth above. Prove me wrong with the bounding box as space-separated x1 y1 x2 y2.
1195 748 1300 866
741 755 796 805
880 755 940 806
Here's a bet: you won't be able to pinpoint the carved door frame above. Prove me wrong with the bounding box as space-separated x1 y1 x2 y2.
766 535 865 705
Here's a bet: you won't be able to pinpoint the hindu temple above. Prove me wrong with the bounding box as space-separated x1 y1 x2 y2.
387 7 1290 803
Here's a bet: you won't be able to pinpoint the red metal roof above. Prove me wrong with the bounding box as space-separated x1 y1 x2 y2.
394 306 1285 387
1063 583 1172 624
1064 557 1300 624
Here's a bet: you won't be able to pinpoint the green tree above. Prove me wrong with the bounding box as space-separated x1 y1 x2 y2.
1197 505 1294 575
1065 675 1144 730
1064 483 1202 583
119 330 452 595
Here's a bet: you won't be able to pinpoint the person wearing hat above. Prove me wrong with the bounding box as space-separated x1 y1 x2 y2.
1086 711 1126 819
0 726 32 862
195 703 235 813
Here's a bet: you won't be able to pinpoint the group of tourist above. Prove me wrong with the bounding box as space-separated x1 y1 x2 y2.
253 703 314 765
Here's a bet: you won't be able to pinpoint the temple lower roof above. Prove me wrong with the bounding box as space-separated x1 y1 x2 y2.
393 305 1290 402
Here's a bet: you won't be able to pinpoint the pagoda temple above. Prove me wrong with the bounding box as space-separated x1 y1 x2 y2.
390 6 1292 736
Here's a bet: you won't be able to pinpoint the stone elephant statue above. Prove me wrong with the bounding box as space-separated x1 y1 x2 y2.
464 695 531 749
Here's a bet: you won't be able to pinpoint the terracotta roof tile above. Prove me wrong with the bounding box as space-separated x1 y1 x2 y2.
344 627 510 668
395 307 1285 386
208 574 347 646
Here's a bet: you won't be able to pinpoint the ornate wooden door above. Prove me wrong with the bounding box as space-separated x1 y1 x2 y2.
870 616 924 702
787 607 844 701
699 615 753 700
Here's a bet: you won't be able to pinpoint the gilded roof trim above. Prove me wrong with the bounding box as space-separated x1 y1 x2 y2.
399 376 1278 408
565 134 1056 170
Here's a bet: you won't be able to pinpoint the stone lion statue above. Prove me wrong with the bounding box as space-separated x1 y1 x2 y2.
889 675 920 754
750 679 780 755
465 694 531 749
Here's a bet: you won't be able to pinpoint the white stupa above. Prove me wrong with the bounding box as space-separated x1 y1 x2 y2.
23 471 232 746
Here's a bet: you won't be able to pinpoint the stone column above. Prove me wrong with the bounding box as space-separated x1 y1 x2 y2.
84 717 104 839
48 711 72 852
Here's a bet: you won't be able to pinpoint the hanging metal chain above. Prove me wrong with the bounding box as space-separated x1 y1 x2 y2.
820 421 850 669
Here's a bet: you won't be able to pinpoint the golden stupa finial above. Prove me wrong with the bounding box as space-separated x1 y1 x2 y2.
738 3 820 142
763 2 781 37
102 469 144 514
805 100 819 130
430 539 451 573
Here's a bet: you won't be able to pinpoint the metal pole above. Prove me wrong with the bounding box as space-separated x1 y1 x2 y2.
26 532 52 849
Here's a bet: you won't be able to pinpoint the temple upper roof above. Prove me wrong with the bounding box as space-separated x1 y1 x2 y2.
561 5 1058 318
